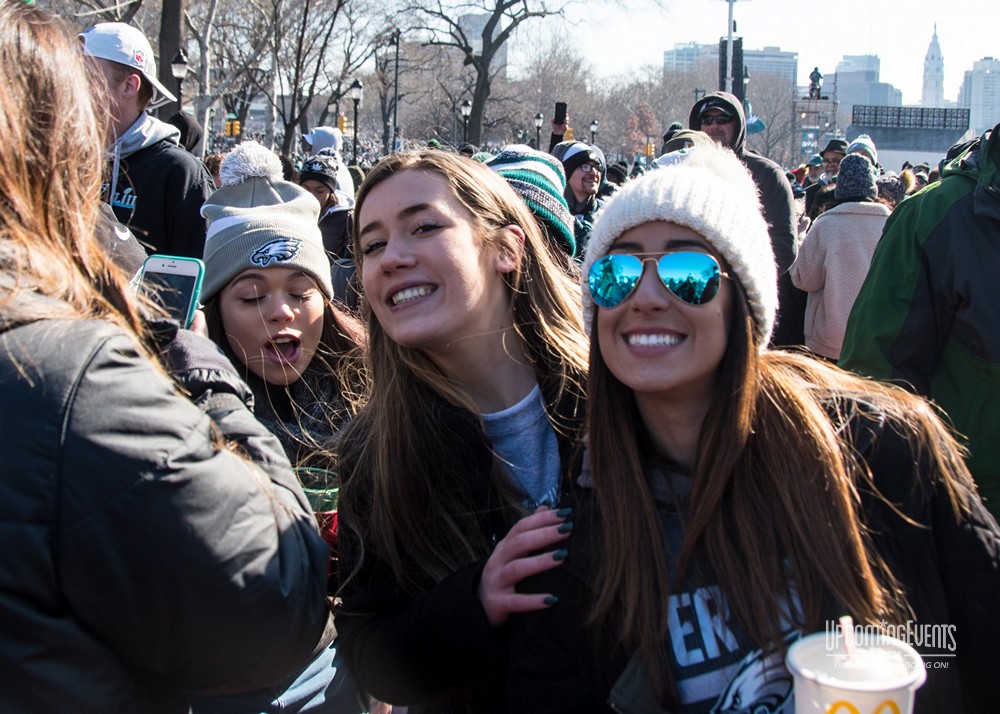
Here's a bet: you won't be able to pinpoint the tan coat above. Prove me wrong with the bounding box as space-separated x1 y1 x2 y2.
790 200 891 359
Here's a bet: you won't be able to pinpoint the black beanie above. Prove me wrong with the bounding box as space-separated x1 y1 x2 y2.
298 154 341 193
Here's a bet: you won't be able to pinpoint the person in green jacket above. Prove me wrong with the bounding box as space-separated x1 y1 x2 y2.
840 122 1000 518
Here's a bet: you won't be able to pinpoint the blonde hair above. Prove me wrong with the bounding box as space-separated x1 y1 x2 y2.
0 2 143 334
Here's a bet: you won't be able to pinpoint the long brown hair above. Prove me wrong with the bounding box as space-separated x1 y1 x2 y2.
338 150 589 594
587 275 976 707
0 3 143 335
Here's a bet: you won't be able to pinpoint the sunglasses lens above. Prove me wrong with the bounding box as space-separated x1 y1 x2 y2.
657 252 722 305
589 254 643 308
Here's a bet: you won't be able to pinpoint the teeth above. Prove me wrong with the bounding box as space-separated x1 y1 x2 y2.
627 333 682 347
392 286 432 305
273 336 295 345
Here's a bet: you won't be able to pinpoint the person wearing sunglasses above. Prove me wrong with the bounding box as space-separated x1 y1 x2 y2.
689 91 803 349
507 142 1000 713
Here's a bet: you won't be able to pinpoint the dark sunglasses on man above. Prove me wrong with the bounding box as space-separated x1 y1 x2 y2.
700 114 734 126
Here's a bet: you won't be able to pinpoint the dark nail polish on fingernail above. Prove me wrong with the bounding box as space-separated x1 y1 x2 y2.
552 549 569 561
556 507 573 518
558 521 574 534
544 595 559 605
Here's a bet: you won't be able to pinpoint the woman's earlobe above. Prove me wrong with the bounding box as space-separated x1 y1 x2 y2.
495 225 525 274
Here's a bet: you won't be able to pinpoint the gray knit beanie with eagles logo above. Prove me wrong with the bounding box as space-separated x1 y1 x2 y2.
200 141 334 301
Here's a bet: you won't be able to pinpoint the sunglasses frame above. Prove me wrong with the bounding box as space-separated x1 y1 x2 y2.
588 251 729 309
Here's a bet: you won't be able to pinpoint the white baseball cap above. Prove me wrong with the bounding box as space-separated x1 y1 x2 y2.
79 22 177 107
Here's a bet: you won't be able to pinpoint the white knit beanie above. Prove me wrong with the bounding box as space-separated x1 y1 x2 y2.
200 141 333 301
581 142 777 349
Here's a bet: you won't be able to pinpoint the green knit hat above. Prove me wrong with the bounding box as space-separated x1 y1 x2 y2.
486 144 577 257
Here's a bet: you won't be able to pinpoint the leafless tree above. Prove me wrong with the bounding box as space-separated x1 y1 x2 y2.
744 72 797 167
404 0 573 146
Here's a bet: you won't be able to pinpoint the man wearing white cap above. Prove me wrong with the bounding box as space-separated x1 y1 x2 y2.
80 23 214 259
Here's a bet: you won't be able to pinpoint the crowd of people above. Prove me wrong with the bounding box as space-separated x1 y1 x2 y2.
3 4 1000 714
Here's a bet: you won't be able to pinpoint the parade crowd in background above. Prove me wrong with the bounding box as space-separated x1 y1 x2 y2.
3 4 1000 714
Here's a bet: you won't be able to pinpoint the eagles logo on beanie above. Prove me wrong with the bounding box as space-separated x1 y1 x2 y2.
200 141 334 301
582 142 777 349
486 144 576 257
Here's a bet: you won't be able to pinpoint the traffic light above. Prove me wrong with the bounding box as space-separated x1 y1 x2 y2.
718 37 744 100
232 120 241 137
224 121 232 137
337 114 347 133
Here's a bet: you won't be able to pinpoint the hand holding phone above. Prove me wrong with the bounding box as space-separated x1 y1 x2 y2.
139 254 205 329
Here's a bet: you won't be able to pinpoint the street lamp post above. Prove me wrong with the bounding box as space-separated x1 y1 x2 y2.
460 99 472 143
534 113 544 148
349 79 363 164
589 119 599 144
392 29 401 152
170 49 188 112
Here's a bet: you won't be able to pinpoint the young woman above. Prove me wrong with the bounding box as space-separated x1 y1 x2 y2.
194 141 369 714
334 150 590 713
201 141 364 473
0 6 330 710
507 142 1000 713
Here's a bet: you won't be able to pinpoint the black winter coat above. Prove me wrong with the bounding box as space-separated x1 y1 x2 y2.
0 286 331 712
105 137 215 259
335 375 586 714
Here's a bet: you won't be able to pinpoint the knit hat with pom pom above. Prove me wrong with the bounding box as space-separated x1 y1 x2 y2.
582 141 777 349
200 141 333 301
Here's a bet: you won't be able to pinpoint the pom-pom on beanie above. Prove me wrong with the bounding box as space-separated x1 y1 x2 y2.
201 141 333 301
486 144 576 257
581 142 777 349
834 154 878 201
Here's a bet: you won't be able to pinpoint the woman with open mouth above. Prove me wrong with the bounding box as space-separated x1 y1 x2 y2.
333 150 590 713
196 141 369 714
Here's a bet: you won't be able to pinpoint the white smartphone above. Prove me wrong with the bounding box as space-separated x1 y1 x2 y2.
139 254 205 328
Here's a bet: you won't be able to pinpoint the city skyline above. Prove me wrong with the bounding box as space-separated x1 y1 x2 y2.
533 0 993 108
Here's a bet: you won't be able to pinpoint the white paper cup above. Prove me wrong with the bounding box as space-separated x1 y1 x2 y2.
786 631 926 714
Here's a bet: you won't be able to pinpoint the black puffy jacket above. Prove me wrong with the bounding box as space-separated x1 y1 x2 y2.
0 287 330 712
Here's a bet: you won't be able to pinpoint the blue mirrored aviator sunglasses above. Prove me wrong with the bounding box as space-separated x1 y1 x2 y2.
588 251 728 308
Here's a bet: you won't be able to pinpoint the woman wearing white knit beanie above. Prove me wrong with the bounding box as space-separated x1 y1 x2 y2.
507 141 996 712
